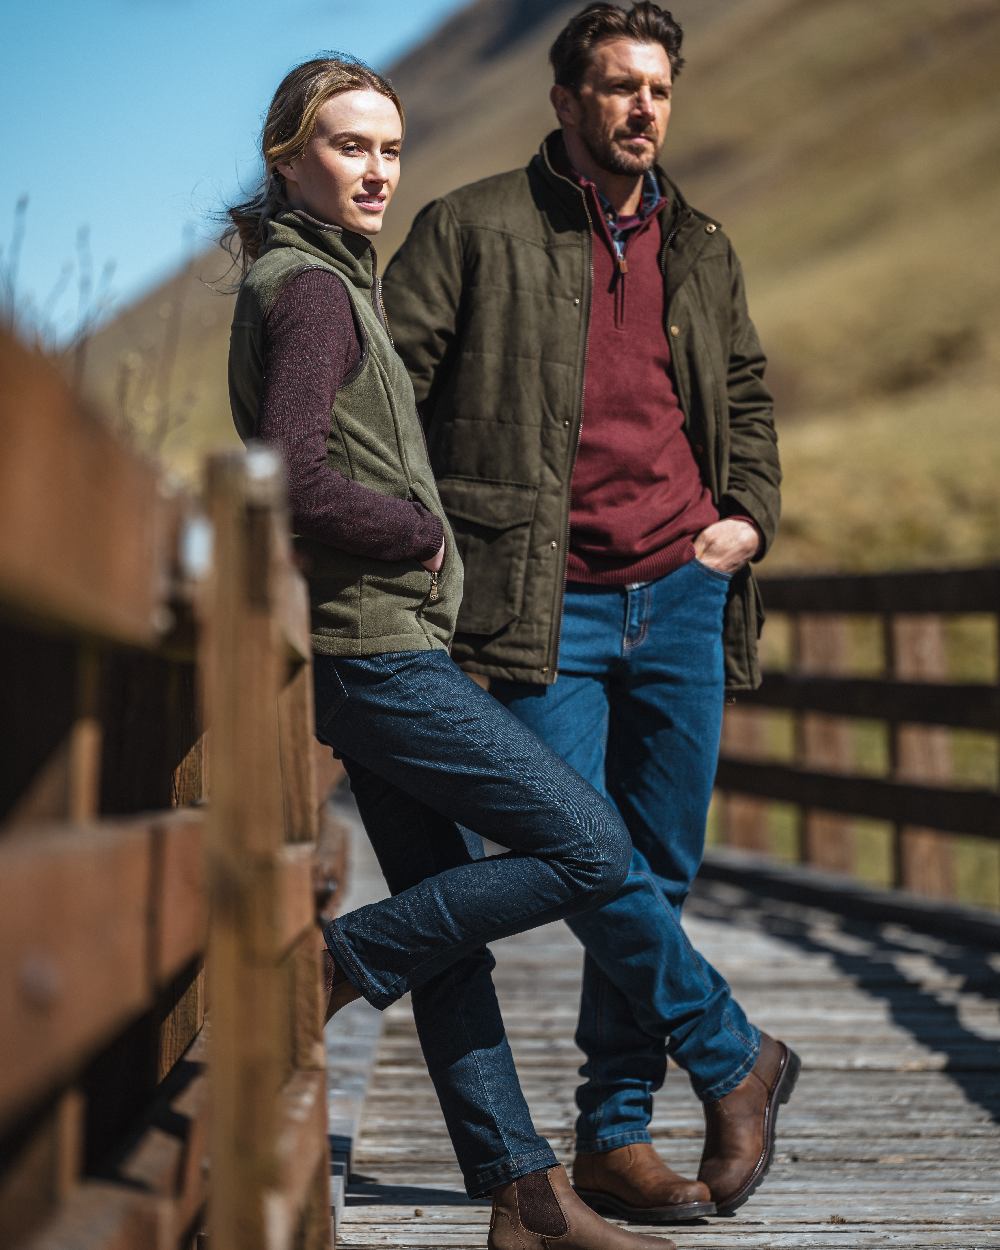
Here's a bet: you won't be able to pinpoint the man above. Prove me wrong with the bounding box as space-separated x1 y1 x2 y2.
383 1 796 1224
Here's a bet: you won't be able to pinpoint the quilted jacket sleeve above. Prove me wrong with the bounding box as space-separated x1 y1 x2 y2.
382 197 465 418
722 242 781 558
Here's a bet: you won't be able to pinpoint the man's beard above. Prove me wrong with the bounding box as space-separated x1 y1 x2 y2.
579 122 657 176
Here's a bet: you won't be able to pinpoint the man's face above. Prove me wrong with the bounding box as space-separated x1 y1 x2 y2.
561 38 673 176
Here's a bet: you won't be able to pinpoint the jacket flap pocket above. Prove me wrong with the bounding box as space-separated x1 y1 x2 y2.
435 477 538 529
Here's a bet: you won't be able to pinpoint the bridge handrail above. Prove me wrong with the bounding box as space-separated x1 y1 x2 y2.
716 566 1000 903
0 330 337 1250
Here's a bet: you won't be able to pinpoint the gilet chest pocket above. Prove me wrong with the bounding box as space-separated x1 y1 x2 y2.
435 478 538 636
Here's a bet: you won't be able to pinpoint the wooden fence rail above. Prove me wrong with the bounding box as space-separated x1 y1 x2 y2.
0 330 342 1249
716 567 1000 905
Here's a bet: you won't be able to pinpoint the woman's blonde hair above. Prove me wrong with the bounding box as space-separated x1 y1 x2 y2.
222 55 404 276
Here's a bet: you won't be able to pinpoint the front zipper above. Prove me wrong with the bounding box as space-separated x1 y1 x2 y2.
542 158 595 683
368 242 395 345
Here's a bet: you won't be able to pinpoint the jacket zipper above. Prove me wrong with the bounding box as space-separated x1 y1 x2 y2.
368 242 394 345
615 253 627 329
543 160 595 682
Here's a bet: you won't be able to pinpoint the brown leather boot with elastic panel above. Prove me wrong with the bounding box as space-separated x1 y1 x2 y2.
489 1165 675 1249
322 944 361 1021
574 1142 715 1222
698 1032 800 1215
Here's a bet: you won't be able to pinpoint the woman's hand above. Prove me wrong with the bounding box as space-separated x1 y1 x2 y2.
420 538 445 573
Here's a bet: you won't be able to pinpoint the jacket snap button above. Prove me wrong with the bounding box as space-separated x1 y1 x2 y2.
550 540 558 549
669 324 680 337
573 297 581 306
563 419 571 428
706 223 717 233
541 666 549 674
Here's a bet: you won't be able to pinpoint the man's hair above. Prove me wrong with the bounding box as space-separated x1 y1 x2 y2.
549 2 685 91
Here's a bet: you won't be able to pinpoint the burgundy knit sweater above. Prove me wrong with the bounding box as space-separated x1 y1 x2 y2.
565 184 719 585
258 267 443 563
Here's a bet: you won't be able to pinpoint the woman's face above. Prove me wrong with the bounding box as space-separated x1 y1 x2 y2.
277 89 402 236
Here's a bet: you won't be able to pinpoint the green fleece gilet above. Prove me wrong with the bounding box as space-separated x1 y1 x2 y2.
228 210 462 656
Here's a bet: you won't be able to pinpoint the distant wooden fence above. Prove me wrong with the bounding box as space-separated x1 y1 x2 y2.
716 568 1000 906
0 330 344 1249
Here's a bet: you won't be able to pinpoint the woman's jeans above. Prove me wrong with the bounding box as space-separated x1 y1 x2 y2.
313 648 631 1197
493 559 761 1153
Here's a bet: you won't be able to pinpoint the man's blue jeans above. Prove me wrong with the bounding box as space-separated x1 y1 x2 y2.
313 648 632 1196
492 558 760 1153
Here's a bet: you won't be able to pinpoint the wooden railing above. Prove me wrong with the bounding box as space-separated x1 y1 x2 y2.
715 568 1000 907
0 330 343 1249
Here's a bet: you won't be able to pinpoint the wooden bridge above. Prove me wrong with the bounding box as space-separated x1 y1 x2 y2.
2 326 999 1249
331 809 1000 1249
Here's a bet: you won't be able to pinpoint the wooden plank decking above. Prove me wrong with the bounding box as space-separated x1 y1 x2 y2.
328 802 1000 1249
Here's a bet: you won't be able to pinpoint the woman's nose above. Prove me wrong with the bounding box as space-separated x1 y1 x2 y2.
364 155 391 183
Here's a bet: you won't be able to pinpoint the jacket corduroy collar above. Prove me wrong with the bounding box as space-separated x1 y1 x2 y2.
262 209 375 291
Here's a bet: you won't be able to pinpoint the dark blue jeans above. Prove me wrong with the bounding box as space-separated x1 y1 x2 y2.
313 648 631 1196
492 559 760 1153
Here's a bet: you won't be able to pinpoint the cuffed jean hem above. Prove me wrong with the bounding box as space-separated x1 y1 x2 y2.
574 1128 653 1154
322 920 394 1011
695 1028 761 1102
466 1145 561 1199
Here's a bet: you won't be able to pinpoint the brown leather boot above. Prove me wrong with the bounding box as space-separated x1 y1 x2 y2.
574 1142 715 1222
698 1033 800 1215
321 945 361 1022
489 1165 675 1249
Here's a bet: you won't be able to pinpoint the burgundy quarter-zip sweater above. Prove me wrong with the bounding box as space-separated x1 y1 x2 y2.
565 184 719 586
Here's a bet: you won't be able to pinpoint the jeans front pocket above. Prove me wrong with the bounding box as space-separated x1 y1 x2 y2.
692 556 734 584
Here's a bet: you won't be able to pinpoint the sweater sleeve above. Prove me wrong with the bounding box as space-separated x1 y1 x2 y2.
258 267 444 563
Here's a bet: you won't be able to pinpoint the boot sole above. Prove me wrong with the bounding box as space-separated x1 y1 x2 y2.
575 1188 716 1224
714 1044 801 1216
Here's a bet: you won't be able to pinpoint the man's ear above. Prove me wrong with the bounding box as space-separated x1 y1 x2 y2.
550 83 579 129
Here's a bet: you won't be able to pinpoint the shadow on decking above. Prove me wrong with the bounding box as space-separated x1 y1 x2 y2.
687 878 1000 1125
345 1175 484 1207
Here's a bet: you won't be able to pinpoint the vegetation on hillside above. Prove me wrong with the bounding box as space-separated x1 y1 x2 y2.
80 0 1000 574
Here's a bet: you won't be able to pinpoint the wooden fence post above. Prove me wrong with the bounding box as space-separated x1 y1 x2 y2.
887 615 955 897
795 614 856 874
205 447 331 1250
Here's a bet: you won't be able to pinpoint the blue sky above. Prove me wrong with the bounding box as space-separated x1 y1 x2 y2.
1 0 467 336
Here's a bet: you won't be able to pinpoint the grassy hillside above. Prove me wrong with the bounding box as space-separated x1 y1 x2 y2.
82 0 1000 573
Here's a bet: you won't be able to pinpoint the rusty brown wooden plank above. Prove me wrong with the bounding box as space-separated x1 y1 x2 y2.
151 809 207 983
0 821 155 1131
0 331 173 648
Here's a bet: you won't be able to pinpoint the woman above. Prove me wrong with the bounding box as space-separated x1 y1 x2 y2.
225 56 674 1250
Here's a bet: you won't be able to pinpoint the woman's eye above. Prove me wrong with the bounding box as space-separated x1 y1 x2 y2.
384 148 401 160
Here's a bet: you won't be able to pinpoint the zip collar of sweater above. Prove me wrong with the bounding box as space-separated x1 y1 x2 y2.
534 130 722 236
262 208 377 292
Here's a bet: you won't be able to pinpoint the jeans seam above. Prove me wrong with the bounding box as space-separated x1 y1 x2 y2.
455 964 517 1170
370 651 600 865
467 1146 559 1198
699 1036 760 1102
576 1129 653 1153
